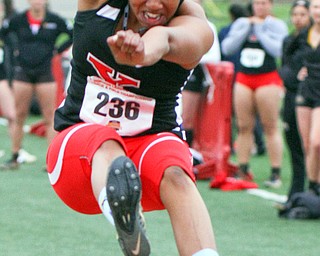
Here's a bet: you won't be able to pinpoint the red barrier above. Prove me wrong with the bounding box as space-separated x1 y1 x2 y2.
192 61 239 187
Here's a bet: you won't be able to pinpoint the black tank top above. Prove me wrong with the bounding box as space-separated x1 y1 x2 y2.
239 28 277 74
54 0 190 137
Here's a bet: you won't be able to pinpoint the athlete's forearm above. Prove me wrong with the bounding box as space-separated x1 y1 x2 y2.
254 16 288 58
221 18 251 57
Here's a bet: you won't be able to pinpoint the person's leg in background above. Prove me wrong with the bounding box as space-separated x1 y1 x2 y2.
182 65 205 147
0 79 34 169
298 107 320 195
233 82 255 180
283 90 305 199
35 81 57 145
255 84 283 188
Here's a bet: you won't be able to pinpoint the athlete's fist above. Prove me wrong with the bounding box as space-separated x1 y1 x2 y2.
107 30 145 66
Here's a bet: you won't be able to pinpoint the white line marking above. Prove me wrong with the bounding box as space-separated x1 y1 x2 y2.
247 189 287 203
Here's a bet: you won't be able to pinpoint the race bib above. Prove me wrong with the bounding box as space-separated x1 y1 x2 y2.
80 76 156 136
240 48 265 68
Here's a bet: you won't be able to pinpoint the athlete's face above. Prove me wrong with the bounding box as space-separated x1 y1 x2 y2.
129 0 180 28
291 5 310 32
310 0 320 24
28 0 47 11
252 0 273 18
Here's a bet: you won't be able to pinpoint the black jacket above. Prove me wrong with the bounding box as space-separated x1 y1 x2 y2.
0 10 73 71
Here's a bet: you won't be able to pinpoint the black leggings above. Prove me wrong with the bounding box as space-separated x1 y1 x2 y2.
282 90 306 199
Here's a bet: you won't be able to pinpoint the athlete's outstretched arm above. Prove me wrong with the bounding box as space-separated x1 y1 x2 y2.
78 0 105 11
107 0 213 69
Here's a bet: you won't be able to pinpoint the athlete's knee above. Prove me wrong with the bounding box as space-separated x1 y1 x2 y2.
309 137 320 152
162 166 194 192
262 122 279 136
3 112 16 124
237 123 254 134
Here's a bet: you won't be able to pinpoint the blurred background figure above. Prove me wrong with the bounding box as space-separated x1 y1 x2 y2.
279 0 311 201
296 0 320 196
219 3 266 157
182 0 221 164
221 0 288 188
219 3 249 72
0 0 16 165
0 0 72 170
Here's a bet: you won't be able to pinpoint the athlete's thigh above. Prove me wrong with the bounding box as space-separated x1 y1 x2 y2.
255 85 283 125
181 90 202 128
35 82 56 118
125 132 194 212
47 123 125 214
233 82 255 128
0 80 15 119
309 107 320 147
296 106 312 149
12 80 34 116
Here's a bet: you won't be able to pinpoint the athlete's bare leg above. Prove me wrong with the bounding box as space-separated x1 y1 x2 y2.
0 80 16 143
255 85 283 168
182 90 202 130
91 140 126 200
160 166 216 256
35 81 57 145
297 106 320 183
233 82 255 164
12 80 34 153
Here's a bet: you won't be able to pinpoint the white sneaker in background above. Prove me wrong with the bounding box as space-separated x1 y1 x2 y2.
17 149 37 164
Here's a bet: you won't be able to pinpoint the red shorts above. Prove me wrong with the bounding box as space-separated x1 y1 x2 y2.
236 71 283 91
46 123 194 214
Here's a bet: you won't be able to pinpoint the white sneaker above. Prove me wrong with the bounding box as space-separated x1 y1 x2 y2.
17 149 37 164
264 175 282 189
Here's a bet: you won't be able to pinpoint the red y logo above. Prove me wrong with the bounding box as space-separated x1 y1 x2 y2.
87 53 140 88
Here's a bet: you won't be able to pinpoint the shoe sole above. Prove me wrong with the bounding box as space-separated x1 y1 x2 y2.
106 156 150 256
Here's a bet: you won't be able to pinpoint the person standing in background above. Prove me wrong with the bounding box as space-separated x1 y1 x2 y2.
182 0 221 155
219 3 266 157
296 0 320 196
0 0 16 165
221 0 288 188
279 0 311 201
0 0 73 170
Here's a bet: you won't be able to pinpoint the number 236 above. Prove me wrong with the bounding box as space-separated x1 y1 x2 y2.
94 92 140 120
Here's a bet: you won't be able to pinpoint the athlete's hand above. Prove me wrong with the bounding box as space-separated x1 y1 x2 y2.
297 66 308 81
107 30 145 66
249 16 265 24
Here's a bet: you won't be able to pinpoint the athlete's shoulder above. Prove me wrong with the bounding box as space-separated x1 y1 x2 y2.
8 11 26 23
78 0 112 11
45 11 67 22
266 15 287 26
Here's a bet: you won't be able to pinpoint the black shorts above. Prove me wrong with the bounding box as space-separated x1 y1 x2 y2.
0 63 7 80
296 80 320 108
13 65 55 84
183 64 206 93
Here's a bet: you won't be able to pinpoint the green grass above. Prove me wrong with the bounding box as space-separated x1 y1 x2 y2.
207 1 293 31
1 115 320 256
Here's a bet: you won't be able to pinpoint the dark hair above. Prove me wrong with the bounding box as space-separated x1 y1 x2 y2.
291 0 310 9
3 0 15 18
229 4 249 21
